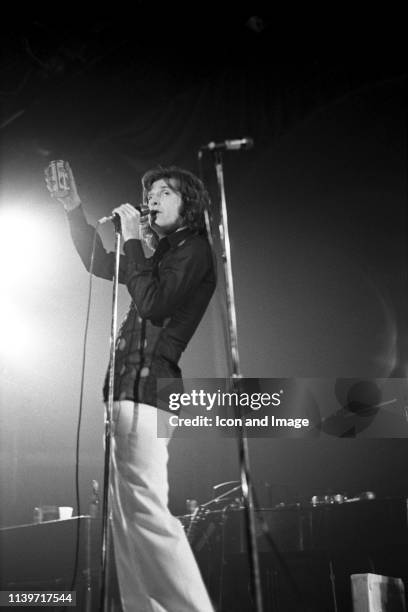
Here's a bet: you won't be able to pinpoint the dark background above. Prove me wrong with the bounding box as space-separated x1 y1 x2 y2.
1 6 407 530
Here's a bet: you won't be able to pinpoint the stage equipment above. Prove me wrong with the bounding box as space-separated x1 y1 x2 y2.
0 516 99 611
351 574 406 612
200 138 254 151
199 139 263 612
98 212 122 611
179 496 408 611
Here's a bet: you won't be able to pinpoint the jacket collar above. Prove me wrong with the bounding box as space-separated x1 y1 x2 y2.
153 228 192 265
166 226 193 248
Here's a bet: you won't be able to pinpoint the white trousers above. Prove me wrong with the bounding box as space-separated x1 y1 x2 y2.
110 401 214 612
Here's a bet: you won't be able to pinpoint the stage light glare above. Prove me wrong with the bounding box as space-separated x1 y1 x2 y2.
0 205 55 290
0 300 38 362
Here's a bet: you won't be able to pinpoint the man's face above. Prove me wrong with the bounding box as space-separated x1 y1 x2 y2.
147 178 183 236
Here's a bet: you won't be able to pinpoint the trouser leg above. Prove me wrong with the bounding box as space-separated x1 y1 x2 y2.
110 401 214 612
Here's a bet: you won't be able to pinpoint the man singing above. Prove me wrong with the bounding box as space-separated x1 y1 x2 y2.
47 163 216 611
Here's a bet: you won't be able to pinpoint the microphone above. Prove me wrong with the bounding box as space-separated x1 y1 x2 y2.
200 137 254 151
98 206 150 225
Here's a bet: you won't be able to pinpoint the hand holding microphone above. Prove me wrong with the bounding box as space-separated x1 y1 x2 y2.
98 206 150 225
106 203 149 241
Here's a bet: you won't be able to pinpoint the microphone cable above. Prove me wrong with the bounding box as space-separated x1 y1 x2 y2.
65 224 99 610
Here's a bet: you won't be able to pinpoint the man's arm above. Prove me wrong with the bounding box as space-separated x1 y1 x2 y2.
67 204 141 282
45 162 147 281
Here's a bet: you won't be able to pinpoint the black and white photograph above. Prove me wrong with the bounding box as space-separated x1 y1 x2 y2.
0 7 407 611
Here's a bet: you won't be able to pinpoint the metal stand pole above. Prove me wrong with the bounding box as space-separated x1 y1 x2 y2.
84 516 92 612
197 149 215 249
213 150 264 612
100 225 122 611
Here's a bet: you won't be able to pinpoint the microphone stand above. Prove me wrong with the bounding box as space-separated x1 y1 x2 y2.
99 219 122 611
197 150 215 249
212 150 264 612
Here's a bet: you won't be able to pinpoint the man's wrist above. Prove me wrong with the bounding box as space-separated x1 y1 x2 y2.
123 227 142 242
64 200 82 212
124 238 145 263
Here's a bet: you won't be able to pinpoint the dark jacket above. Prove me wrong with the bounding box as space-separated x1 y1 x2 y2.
67 205 216 409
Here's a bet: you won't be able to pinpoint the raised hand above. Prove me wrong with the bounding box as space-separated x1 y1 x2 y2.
44 161 81 211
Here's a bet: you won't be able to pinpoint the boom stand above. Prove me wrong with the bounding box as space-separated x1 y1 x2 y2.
213 150 264 612
100 223 122 611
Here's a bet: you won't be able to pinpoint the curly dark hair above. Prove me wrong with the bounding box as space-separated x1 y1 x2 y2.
140 166 210 250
